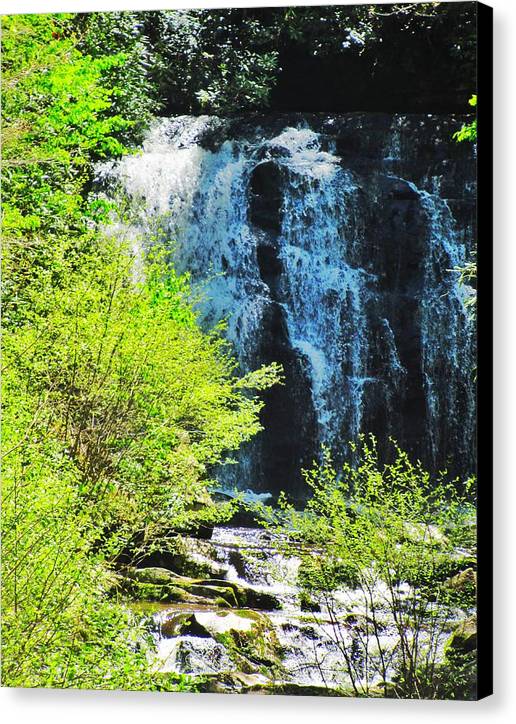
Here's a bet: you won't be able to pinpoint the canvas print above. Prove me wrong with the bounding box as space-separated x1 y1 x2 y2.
1 2 492 699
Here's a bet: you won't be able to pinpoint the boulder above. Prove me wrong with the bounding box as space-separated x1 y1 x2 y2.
200 671 271 694
116 565 280 610
444 567 476 594
186 576 281 610
201 676 345 697
172 536 230 578
121 566 181 585
161 613 210 639
174 637 235 675
182 582 239 607
234 582 280 611
116 573 233 607
127 536 228 578
431 551 476 583
299 589 322 613
446 615 477 654
160 609 283 669
343 612 383 633
264 683 343 697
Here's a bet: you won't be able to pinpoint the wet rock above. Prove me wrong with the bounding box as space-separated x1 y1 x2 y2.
184 583 239 607
203 677 345 696
229 671 272 689
161 613 204 639
116 574 234 607
116 560 280 609
444 567 476 594
299 624 318 640
121 566 181 585
299 591 321 613
248 161 284 232
234 583 280 611
161 610 283 669
192 577 277 610
175 638 235 675
201 671 272 693
201 675 345 696
163 536 230 579
174 537 230 577
378 175 420 200
343 613 384 633
263 683 343 697
446 615 477 653
123 535 227 578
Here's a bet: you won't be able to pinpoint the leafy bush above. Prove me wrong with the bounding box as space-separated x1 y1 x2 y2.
453 94 478 143
1 13 136 328
70 4 477 116
267 437 476 699
0 428 193 691
76 11 157 144
1 237 280 688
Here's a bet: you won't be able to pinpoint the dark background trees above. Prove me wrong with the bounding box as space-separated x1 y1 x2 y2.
78 3 477 119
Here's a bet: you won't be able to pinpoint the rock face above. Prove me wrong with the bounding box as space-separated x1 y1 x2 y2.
118 566 280 610
99 112 476 495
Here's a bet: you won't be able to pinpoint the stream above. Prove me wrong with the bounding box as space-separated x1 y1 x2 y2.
129 523 461 695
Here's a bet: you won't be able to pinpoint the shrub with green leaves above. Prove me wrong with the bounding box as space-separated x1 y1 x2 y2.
0 427 194 691
1 14 130 235
1 237 281 688
453 94 477 143
266 437 476 699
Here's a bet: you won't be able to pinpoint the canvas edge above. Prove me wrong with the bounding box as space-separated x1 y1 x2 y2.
475 0 494 702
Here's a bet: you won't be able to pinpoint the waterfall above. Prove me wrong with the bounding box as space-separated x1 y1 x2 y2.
96 113 476 493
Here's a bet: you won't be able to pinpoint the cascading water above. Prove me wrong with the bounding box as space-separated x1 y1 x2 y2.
134 525 460 692
96 112 476 494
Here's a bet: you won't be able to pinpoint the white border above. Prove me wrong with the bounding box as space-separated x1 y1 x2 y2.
2 1 515 722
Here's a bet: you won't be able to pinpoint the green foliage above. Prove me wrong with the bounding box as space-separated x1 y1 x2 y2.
1 14 130 235
1 13 137 327
2 230 282 687
453 94 477 143
3 236 281 531
266 437 476 699
0 404 195 691
139 10 280 114
59 4 477 117
76 11 157 144
1 12 281 689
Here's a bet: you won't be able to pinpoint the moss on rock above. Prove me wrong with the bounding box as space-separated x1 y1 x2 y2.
160 609 284 671
446 615 477 654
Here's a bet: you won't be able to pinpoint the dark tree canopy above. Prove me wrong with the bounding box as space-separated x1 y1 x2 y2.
78 3 477 120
